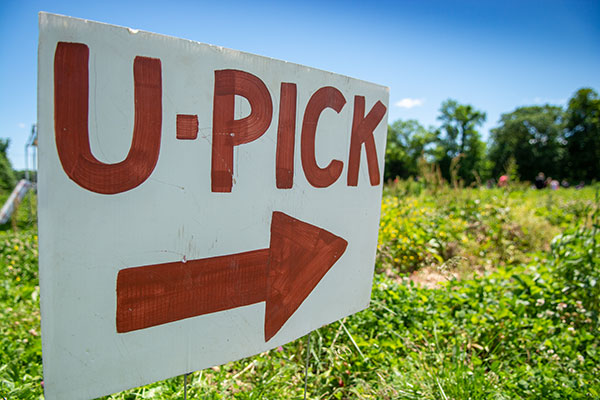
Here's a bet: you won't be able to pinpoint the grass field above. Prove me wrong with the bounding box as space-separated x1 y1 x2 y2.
1 185 599 399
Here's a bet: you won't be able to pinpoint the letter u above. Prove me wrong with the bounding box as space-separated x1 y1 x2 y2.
54 42 162 194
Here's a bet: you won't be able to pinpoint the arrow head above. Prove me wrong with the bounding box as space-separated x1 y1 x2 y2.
264 212 348 341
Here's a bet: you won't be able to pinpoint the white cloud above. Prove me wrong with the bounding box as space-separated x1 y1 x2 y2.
394 98 424 109
18 123 26 129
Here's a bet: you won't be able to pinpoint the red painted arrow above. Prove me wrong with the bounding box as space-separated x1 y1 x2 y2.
116 212 348 341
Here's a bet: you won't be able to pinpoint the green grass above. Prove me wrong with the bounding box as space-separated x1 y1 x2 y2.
0 230 41 399
1 186 599 399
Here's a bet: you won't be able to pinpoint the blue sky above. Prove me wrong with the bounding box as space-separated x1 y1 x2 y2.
1 0 599 170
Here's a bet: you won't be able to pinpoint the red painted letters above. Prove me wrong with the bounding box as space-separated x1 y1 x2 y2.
275 82 297 189
54 43 386 192
347 96 387 186
301 87 346 188
212 70 273 192
54 42 162 195
276 83 297 189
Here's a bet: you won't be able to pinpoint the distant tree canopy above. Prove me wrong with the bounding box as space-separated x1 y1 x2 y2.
384 88 600 184
564 88 600 182
384 99 489 185
0 139 16 193
385 119 434 181
489 105 565 182
433 99 488 184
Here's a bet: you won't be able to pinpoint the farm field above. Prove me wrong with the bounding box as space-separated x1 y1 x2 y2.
1 185 599 399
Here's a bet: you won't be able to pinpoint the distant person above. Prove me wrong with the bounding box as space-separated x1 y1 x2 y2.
550 179 559 190
561 179 570 188
534 172 546 189
576 181 585 189
498 175 508 187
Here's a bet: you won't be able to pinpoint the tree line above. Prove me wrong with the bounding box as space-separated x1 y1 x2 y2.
385 88 600 185
0 88 598 195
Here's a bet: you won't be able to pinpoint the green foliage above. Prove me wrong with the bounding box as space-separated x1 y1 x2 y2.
0 139 16 194
549 197 600 316
0 231 42 399
485 88 600 183
0 140 10 155
385 120 435 181
378 184 598 274
378 194 469 272
433 99 488 185
14 170 37 182
504 156 520 183
1 189 600 399
0 190 37 231
489 105 565 181
382 88 600 186
564 88 600 182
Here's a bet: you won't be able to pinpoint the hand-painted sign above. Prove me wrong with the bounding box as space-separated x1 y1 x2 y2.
38 12 388 400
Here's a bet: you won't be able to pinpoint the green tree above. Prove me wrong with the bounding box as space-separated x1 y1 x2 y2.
0 138 16 193
564 88 600 182
433 99 487 184
384 119 434 181
488 105 565 182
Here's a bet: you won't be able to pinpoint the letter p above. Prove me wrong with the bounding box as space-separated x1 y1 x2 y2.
212 70 273 192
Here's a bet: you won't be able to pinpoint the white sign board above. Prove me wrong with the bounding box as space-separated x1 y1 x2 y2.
38 12 389 400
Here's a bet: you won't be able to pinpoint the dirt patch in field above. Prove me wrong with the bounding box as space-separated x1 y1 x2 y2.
409 266 458 289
